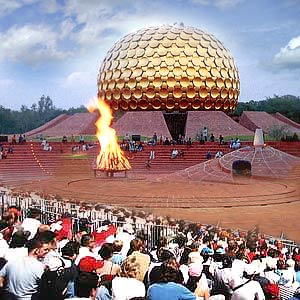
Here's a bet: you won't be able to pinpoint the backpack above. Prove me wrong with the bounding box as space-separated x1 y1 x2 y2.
38 265 70 300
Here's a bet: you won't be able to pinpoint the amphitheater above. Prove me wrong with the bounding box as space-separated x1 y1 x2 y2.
1 109 300 242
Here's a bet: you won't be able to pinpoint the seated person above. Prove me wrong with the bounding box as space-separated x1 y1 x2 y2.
164 137 170 145
137 142 143 151
72 145 78 152
210 133 215 142
41 139 47 147
179 150 185 158
7 146 13 154
62 135 67 143
1 150 8 159
215 150 223 158
171 149 178 159
232 138 241 149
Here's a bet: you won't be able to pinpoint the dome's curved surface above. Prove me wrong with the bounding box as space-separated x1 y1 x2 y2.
98 25 239 112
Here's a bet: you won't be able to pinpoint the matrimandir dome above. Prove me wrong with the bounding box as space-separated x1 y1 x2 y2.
97 25 240 113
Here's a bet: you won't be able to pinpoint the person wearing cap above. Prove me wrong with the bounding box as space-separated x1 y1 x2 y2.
78 256 104 274
187 262 225 300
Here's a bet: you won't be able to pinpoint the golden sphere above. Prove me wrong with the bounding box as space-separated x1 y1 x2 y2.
98 25 240 112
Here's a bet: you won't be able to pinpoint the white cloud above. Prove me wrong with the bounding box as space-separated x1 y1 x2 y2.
62 71 95 88
273 36 300 69
60 19 76 39
192 0 244 9
0 0 38 17
39 0 60 14
63 1 170 49
0 24 71 66
0 78 15 87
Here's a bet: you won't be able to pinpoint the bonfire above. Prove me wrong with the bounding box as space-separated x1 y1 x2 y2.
88 98 131 172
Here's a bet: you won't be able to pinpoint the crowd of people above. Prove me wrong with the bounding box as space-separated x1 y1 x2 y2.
0 195 299 300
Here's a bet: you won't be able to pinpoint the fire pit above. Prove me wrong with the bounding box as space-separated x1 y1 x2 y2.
88 98 131 178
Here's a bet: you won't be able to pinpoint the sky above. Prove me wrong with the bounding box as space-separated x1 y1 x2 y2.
0 0 299 110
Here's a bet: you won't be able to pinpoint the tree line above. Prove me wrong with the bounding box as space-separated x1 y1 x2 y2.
233 95 300 122
0 94 299 134
0 95 88 134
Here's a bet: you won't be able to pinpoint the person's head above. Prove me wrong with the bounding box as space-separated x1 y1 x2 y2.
75 272 99 298
120 255 141 279
164 257 179 270
277 259 287 270
157 248 174 262
98 243 114 260
112 240 123 253
9 230 30 248
2 212 15 226
27 208 41 220
129 238 144 252
7 206 21 223
34 230 57 250
61 241 80 259
156 236 168 249
157 264 180 283
81 234 95 250
26 238 50 259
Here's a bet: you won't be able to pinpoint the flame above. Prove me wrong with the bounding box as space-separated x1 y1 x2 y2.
88 97 131 171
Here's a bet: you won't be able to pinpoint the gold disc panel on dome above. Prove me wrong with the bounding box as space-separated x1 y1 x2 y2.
97 25 240 112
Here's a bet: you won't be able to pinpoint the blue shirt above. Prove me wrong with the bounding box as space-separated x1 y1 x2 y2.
147 282 196 300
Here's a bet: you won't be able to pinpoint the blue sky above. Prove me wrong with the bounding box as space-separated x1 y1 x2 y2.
0 0 299 110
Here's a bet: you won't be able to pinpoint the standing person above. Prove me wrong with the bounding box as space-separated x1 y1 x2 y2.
79 135 85 145
202 127 208 142
21 208 41 239
152 133 158 145
149 148 155 160
0 237 50 300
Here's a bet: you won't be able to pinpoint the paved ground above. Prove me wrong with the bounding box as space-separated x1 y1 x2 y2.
10 159 300 242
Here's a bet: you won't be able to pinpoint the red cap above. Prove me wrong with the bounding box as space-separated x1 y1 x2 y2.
78 256 104 273
294 254 300 262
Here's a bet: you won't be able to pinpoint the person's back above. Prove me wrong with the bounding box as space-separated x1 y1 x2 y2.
148 281 196 300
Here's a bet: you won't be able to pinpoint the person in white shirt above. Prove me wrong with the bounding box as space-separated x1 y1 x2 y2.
111 255 146 300
0 237 50 300
21 208 41 239
75 234 99 265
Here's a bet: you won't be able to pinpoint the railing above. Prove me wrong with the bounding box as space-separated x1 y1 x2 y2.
0 191 177 250
0 190 298 251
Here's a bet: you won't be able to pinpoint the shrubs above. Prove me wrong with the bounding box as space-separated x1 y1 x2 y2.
281 132 299 142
